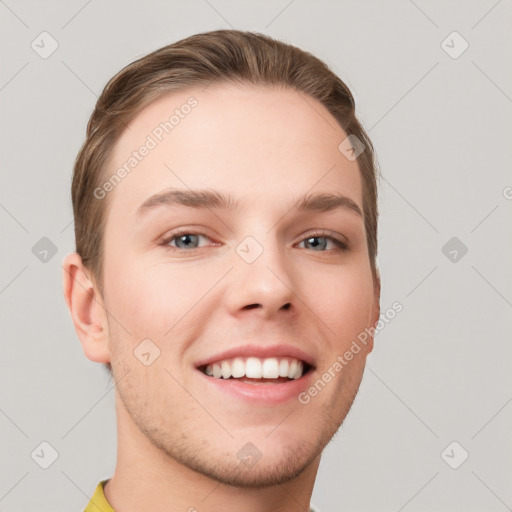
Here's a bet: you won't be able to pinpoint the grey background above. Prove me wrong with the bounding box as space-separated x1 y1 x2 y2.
1 1 511 511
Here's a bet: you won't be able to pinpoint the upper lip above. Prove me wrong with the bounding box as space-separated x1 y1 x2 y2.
194 344 316 369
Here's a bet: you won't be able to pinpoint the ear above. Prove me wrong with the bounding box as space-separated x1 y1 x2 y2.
62 252 110 364
366 267 381 354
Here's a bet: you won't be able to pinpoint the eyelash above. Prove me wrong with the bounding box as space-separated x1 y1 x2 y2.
160 230 349 253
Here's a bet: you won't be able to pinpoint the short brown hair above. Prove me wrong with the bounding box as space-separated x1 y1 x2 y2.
71 29 380 377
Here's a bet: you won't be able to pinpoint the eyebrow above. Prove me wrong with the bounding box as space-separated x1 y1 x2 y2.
136 188 363 218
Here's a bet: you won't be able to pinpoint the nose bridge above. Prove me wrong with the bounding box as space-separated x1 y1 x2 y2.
229 227 296 313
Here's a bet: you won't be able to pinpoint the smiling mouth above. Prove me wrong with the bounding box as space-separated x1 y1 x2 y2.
198 356 314 383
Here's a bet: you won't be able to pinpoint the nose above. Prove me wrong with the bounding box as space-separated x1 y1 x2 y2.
225 234 297 319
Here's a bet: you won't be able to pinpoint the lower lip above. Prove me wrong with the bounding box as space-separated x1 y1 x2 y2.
197 369 315 405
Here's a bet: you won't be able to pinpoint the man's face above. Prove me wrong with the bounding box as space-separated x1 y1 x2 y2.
100 83 379 487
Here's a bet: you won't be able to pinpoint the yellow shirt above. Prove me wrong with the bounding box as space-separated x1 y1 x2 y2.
83 480 113 512
83 479 319 511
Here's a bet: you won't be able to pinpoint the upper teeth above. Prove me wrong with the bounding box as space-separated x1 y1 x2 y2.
204 357 304 380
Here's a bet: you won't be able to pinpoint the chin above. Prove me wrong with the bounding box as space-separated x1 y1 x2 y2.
186 443 320 489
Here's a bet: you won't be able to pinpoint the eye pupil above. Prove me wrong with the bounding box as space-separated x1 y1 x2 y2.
306 237 327 251
165 232 345 253
176 234 198 248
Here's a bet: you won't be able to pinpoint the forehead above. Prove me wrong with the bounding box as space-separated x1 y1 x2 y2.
105 82 363 219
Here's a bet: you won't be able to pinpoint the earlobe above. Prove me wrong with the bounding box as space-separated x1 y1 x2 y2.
62 253 111 364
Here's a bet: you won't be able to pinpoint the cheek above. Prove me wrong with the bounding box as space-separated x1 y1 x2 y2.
105 253 221 336
104 240 374 350
304 264 375 343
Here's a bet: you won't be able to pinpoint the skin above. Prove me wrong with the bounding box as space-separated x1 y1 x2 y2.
63 83 380 512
